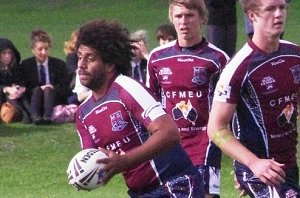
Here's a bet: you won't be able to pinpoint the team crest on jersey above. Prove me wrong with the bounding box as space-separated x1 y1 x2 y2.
277 103 297 127
159 67 172 83
110 111 128 132
285 189 298 197
290 65 300 84
260 76 276 92
192 67 207 85
172 99 197 125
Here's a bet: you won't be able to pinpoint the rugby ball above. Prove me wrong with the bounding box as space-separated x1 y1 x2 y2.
67 148 107 191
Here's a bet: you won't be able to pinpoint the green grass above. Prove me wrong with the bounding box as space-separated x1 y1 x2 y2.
0 1 299 197
0 0 170 60
0 123 127 198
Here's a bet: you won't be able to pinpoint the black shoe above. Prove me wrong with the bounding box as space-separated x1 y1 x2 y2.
22 118 32 124
22 114 32 124
33 116 43 125
42 117 52 125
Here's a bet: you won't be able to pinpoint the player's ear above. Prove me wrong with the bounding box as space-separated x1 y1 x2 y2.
168 6 173 22
248 11 257 23
105 63 115 73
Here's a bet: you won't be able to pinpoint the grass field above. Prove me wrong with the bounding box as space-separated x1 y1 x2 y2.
0 1 299 198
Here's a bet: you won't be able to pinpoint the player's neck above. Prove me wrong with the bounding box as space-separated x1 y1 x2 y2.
92 73 116 101
92 87 107 101
252 34 280 54
178 36 202 48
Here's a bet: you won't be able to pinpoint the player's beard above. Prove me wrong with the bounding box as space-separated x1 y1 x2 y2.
85 68 106 91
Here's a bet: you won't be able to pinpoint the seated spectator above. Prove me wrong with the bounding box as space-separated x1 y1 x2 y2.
156 23 177 46
64 30 90 105
21 29 71 125
129 30 149 84
64 30 78 94
0 38 32 123
71 70 91 104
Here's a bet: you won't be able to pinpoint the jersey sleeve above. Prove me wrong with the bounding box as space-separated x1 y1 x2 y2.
116 76 166 128
213 42 254 103
214 58 245 104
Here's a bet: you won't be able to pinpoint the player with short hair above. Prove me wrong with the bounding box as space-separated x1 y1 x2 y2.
74 19 204 197
147 0 229 197
156 23 177 46
208 0 300 197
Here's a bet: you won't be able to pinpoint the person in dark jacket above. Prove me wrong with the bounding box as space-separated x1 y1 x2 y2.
21 29 71 124
129 30 149 84
63 30 90 105
0 38 32 123
63 30 78 94
205 0 237 57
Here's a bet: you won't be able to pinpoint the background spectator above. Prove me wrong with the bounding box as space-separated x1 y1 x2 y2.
129 29 149 84
63 30 90 105
64 30 78 94
156 23 177 46
21 29 70 124
205 0 237 57
0 38 31 123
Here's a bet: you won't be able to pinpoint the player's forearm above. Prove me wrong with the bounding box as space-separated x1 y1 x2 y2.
210 128 259 168
121 114 180 170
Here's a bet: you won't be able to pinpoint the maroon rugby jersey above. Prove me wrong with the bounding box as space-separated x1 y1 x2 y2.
214 40 300 168
147 39 229 167
76 74 193 191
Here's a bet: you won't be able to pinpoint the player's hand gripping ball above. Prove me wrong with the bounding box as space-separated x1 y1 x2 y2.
67 148 107 191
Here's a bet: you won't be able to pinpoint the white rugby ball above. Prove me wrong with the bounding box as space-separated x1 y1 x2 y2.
67 148 107 191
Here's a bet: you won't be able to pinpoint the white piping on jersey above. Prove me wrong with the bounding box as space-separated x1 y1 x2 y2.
248 183 280 198
77 128 84 149
220 43 253 88
80 75 165 122
280 39 299 47
81 100 116 120
237 46 300 158
204 140 211 166
247 54 300 77
149 159 163 185
207 42 230 61
148 39 177 58
150 53 221 69
214 42 253 103
240 82 269 157
166 175 192 198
